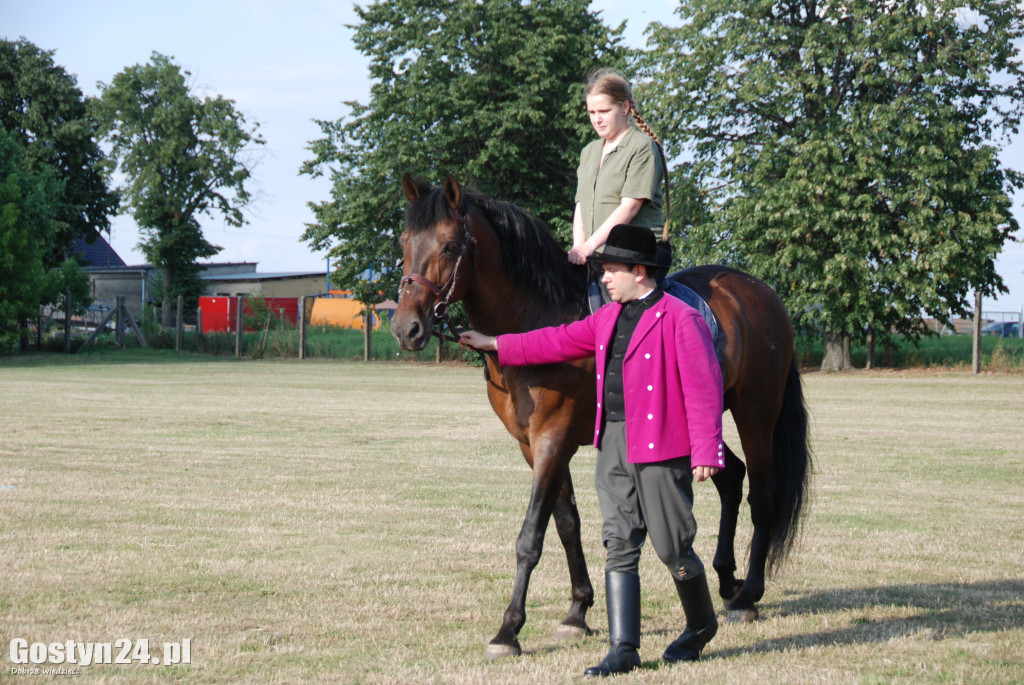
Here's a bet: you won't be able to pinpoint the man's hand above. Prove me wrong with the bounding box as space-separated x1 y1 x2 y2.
459 330 497 351
693 466 720 483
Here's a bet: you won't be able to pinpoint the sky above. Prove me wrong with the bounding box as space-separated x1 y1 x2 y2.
3 0 1023 317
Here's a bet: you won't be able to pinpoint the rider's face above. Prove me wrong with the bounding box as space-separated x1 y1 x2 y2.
586 94 629 142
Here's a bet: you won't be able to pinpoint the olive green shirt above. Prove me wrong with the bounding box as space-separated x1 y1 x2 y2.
575 125 664 241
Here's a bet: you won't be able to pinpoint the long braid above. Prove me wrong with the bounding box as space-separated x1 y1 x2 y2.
630 103 671 242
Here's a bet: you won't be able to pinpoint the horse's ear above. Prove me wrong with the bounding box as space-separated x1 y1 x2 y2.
402 174 427 203
442 173 463 214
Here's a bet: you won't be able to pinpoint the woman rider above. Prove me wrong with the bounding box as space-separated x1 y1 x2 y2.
568 69 669 268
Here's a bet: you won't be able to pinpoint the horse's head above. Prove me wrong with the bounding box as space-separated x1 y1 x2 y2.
392 173 476 351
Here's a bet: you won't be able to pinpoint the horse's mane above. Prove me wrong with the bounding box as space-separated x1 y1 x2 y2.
405 186 588 316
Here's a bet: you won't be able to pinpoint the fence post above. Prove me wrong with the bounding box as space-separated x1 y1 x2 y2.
972 291 982 374
175 295 184 351
363 308 372 361
235 296 244 358
298 297 307 360
64 289 72 354
116 295 126 347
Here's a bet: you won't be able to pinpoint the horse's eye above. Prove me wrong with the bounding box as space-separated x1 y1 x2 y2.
442 242 459 256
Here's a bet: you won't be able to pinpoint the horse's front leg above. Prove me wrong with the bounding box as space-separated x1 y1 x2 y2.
484 449 566 659
550 469 594 641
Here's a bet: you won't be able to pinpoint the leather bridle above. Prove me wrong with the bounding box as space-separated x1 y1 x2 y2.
398 210 475 343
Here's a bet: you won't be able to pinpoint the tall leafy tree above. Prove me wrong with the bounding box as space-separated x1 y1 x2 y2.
0 38 117 264
640 1 1024 370
0 126 55 349
302 0 627 305
94 53 264 326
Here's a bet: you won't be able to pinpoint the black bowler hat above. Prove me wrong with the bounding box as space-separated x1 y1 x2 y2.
588 224 660 268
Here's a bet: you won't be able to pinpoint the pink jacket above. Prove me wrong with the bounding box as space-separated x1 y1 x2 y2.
497 294 725 468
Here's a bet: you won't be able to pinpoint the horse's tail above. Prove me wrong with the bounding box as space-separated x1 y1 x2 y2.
767 358 812 574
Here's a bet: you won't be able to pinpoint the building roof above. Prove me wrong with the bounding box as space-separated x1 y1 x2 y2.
202 271 324 282
73 237 317 284
72 234 126 269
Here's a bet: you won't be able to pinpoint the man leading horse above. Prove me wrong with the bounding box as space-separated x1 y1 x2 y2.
461 224 723 677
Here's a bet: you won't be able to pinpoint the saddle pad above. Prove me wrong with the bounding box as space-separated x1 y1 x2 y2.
663 280 725 361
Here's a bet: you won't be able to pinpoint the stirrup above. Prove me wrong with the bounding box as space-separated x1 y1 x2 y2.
587 279 607 315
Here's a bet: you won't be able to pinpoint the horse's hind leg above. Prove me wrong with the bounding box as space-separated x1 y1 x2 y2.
728 417 776 623
710 446 746 603
550 471 594 641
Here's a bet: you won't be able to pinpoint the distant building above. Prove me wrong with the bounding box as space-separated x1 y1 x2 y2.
72 234 325 321
72 235 156 321
201 271 327 299
922 317 975 336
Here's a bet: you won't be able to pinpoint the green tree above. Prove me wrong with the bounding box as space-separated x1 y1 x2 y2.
302 0 626 306
0 38 117 264
640 1 1023 370
41 257 92 318
0 126 54 349
94 52 264 326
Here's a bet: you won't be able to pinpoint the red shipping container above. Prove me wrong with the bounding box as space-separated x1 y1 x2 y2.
199 297 299 333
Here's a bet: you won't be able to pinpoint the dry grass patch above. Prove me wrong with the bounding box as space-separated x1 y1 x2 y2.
1 355 1022 683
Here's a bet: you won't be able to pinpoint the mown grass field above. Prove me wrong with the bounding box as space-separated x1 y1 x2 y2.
48 321 1024 371
1 351 1022 683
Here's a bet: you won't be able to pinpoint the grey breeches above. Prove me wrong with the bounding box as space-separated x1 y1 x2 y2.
595 421 704 580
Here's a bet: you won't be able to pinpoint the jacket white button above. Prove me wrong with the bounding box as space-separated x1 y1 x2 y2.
645 353 651 359
656 312 662 318
647 385 653 391
648 443 655 449
647 413 654 420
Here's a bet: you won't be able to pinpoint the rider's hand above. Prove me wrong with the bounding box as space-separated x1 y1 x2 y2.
568 246 590 265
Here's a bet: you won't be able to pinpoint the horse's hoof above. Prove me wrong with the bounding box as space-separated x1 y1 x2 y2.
484 643 521 660
551 623 589 642
726 607 759 623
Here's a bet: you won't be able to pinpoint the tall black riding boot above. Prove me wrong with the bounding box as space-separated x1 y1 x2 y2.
584 572 642 677
662 571 718 663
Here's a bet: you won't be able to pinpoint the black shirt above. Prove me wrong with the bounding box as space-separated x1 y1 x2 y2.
603 288 664 421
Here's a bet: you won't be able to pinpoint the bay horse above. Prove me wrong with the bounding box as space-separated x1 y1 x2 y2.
392 173 811 659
